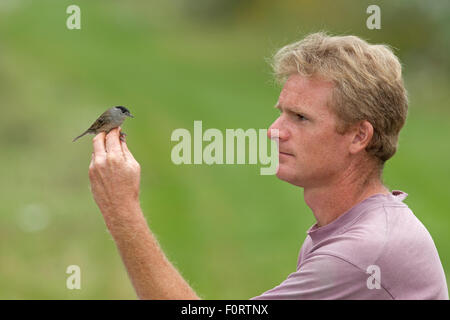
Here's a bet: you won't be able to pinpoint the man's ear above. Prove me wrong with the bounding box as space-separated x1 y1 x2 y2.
349 120 374 155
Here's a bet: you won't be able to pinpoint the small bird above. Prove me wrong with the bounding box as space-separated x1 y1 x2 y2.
73 106 134 142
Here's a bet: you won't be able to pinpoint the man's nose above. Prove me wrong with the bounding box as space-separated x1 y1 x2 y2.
268 117 289 141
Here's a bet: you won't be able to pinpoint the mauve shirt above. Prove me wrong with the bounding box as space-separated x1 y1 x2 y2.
251 190 448 300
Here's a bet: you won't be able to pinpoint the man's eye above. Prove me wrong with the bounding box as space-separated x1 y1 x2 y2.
296 113 307 121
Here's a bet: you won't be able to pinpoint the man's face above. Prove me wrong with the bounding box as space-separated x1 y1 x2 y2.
268 74 353 188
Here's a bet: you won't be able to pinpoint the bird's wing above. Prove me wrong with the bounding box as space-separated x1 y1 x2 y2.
88 111 111 131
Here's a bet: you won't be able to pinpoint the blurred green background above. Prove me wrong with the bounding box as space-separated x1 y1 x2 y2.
0 0 449 299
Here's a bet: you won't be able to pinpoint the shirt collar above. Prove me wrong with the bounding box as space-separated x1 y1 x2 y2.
306 190 408 244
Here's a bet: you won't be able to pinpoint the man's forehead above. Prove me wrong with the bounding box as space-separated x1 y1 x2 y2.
277 74 334 112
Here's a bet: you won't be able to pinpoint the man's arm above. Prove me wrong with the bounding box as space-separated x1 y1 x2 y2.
88 128 200 300
251 254 392 300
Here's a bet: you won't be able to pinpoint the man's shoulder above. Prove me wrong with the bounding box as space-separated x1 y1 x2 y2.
304 201 427 268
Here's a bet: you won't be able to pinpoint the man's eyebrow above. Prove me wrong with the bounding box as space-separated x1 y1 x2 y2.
274 102 312 117
275 101 302 111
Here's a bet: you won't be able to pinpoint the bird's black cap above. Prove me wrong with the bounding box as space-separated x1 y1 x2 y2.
115 106 130 113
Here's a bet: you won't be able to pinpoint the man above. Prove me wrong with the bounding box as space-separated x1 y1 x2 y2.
89 32 448 299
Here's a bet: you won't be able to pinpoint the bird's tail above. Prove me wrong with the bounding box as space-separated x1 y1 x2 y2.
72 130 90 142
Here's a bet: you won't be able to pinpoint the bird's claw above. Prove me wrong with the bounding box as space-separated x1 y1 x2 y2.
120 131 127 142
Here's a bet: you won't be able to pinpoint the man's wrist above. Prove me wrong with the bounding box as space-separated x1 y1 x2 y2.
101 201 146 236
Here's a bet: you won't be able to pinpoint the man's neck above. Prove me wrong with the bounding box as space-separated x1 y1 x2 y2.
303 167 389 228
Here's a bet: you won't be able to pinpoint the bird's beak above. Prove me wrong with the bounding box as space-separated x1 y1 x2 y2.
128 113 134 118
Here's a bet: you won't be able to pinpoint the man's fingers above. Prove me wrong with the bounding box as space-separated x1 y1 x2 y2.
89 152 97 180
105 128 123 156
93 132 107 158
121 139 135 161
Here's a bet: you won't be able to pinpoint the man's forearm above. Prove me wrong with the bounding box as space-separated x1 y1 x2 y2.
103 203 200 300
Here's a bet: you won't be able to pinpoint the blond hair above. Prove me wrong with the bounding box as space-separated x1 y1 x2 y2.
273 32 408 166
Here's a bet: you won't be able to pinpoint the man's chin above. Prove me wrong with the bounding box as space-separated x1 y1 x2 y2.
275 167 304 187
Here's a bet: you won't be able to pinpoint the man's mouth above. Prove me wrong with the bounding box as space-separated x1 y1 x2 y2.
279 151 294 157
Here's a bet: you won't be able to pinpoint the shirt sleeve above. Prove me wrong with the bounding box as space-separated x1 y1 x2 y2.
250 254 392 300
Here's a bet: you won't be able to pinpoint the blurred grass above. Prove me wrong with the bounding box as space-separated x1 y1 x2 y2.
0 0 449 299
